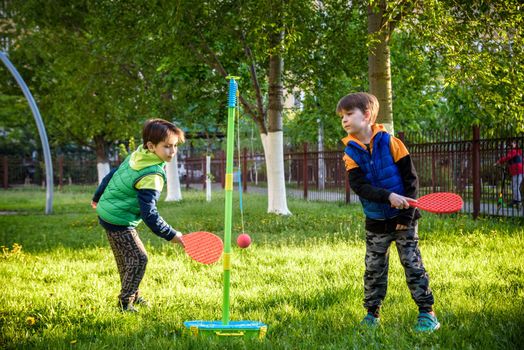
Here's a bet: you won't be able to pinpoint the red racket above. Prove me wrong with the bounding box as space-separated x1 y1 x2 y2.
182 231 223 264
407 192 463 214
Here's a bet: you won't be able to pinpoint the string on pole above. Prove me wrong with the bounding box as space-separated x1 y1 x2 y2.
236 88 246 235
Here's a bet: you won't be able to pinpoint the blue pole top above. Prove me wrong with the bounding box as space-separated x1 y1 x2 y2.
227 78 238 108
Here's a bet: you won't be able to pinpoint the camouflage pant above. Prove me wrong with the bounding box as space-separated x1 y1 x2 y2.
105 228 148 305
363 223 434 310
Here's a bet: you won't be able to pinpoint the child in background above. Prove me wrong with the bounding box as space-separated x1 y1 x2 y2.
496 139 523 207
92 119 185 312
337 92 439 332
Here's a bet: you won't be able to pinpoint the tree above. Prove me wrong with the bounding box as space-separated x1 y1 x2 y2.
283 0 368 150
367 0 422 133
416 0 524 131
355 0 523 134
8 0 162 182
144 0 322 214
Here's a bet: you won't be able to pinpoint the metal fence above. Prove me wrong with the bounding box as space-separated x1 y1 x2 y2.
2 126 523 218
186 126 524 218
400 127 523 218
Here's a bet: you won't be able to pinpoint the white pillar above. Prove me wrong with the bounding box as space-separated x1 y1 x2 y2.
317 118 325 190
206 155 212 202
97 162 110 184
165 156 182 201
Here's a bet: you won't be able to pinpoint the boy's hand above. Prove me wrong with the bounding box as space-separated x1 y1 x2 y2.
91 201 97 209
388 193 413 210
171 231 185 248
395 224 408 230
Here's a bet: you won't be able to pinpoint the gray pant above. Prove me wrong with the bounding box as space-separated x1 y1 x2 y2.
105 228 148 305
364 223 434 310
511 174 522 202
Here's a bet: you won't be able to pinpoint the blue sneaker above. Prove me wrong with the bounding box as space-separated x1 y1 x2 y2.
360 313 380 327
414 312 440 332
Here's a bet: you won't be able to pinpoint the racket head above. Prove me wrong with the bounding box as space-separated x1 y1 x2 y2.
182 231 223 264
409 192 463 214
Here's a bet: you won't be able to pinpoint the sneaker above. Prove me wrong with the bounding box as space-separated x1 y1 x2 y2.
414 312 440 332
119 301 138 313
360 313 380 327
134 296 150 307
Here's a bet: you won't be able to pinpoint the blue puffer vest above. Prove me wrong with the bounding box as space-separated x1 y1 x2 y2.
344 131 404 219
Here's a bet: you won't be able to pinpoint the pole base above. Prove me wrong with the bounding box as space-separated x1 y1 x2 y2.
184 320 267 340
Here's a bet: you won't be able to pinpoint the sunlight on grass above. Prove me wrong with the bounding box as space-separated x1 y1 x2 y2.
1 186 523 349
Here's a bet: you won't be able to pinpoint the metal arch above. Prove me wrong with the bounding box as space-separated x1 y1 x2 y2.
1 51 53 214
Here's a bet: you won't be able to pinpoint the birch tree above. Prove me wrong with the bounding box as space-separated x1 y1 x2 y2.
149 0 310 214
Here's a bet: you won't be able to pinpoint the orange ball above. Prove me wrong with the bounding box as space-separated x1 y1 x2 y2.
236 233 251 248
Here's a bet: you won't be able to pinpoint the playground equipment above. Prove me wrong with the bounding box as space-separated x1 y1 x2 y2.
1 51 54 214
183 77 267 340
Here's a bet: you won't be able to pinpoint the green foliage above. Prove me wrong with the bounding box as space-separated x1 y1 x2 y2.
390 32 444 132
2 0 523 158
118 137 136 159
0 187 523 348
284 1 368 149
6 1 155 158
402 0 524 131
0 61 41 155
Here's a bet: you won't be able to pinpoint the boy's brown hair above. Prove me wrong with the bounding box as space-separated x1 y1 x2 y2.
336 92 380 124
142 119 185 147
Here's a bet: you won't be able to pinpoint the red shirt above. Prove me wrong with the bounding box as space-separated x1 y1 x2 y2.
497 148 523 176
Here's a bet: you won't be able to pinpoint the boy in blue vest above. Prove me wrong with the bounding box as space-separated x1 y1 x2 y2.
337 93 439 332
92 119 185 312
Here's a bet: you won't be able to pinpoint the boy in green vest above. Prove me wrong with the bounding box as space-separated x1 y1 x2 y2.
92 119 185 312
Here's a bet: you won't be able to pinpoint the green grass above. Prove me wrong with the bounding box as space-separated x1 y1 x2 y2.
1 186 523 349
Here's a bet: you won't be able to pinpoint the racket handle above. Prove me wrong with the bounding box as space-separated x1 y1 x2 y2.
406 199 417 207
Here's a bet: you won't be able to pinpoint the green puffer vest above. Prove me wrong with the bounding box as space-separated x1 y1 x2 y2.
96 156 166 227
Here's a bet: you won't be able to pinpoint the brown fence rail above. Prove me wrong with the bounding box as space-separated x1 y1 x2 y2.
2 126 523 218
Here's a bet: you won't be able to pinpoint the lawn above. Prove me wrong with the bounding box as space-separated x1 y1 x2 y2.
1 186 523 349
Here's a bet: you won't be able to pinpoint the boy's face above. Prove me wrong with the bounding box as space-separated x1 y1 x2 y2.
340 108 371 135
147 133 179 162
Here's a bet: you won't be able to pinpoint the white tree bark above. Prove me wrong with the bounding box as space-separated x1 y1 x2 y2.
261 131 291 215
317 118 325 190
165 156 182 201
205 155 211 202
97 162 110 184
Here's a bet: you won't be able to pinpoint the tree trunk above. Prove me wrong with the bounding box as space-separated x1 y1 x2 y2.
317 118 325 190
265 29 291 215
368 1 394 134
94 135 110 184
165 156 182 201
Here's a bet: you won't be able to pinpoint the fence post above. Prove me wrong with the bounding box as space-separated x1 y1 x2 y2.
472 126 481 219
242 148 248 193
202 156 206 191
303 143 308 200
3 156 7 189
345 166 351 204
58 155 64 190
431 145 436 192
186 158 190 190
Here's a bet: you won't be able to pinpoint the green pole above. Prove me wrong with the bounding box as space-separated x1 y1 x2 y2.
222 76 239 325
